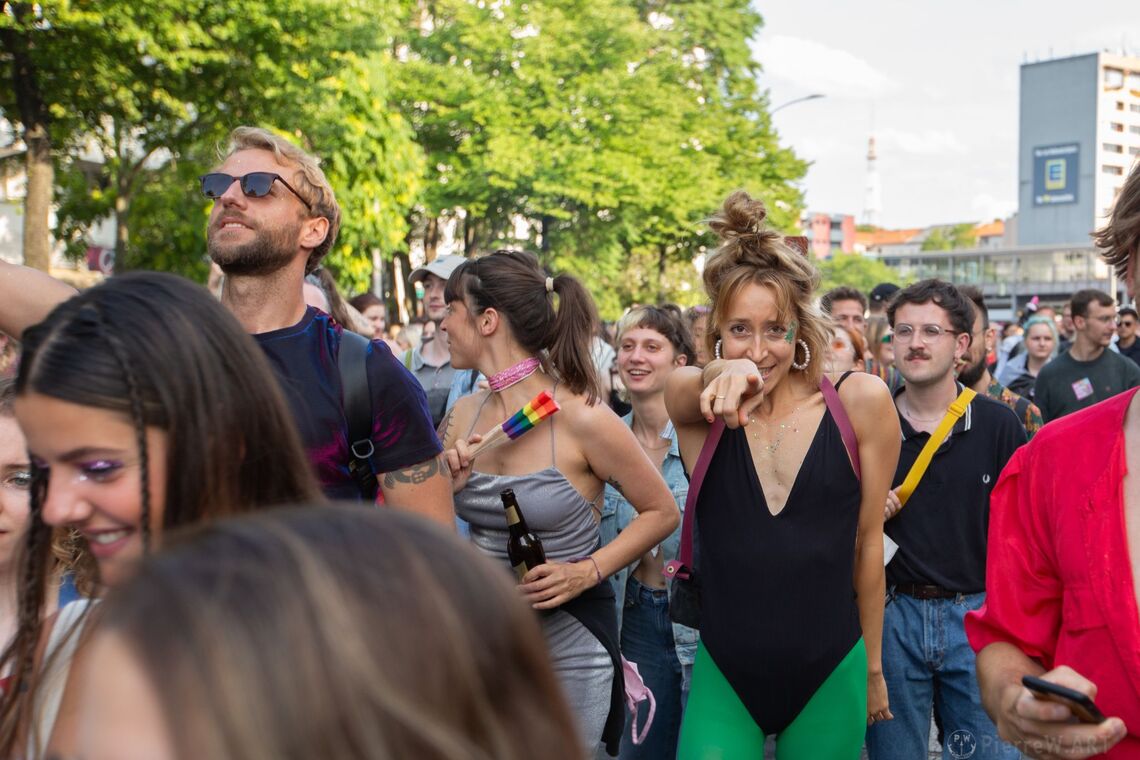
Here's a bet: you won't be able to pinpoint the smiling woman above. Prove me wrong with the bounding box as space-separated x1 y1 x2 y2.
0 272 321 758
665 190 900 759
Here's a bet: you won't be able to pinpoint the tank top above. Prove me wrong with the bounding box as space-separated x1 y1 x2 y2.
454 386 601 564
697 396 863 735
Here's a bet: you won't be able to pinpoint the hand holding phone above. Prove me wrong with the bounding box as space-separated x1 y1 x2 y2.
1021 675 1107 724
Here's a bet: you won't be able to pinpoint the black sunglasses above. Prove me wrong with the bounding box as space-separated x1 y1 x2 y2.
199 172 312 211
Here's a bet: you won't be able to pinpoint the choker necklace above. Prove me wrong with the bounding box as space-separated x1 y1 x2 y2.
488 357 541 392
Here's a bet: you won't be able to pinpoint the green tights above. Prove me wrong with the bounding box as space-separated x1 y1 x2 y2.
677 638 867 760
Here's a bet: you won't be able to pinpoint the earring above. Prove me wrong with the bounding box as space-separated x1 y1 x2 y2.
791 339 811 371
714 339 723 360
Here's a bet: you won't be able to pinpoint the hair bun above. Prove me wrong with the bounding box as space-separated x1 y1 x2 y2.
708 190 770 241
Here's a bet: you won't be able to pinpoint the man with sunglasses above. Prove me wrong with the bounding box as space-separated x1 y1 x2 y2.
198 127 451 523
1115 306 1140 366
0 127 453 527
866 279 1025 760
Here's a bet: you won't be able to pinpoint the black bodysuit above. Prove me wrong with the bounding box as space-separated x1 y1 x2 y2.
695 401 863 735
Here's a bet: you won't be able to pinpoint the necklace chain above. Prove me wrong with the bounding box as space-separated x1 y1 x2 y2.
901 397 945 423
749 405 801 486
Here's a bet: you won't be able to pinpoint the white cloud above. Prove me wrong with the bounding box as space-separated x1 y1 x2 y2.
971 192 1016 221
753 34 899 99
877 127 968 156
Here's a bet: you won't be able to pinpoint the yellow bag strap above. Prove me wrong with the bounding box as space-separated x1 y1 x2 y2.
895 387 976 508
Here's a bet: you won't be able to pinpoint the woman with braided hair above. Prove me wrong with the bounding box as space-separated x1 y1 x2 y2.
0 271 322 757
667 191 900 758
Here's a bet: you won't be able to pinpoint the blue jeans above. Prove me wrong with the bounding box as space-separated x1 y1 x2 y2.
618 576 691 760
865 590 1019 760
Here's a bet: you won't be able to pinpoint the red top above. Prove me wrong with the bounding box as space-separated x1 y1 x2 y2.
966 388 1140 758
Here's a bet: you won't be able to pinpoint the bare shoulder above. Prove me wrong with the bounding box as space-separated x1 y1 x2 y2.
833 370 890 402
561 391 624 433
440 390 490 445
832 372 898 436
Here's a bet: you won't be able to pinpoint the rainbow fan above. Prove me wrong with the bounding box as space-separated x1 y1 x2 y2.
469 390 561 459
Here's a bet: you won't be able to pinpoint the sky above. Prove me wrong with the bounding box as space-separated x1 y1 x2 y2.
750 0 1140 229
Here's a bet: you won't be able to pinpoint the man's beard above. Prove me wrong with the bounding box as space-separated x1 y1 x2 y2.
957 353 988 388
208 222 298 277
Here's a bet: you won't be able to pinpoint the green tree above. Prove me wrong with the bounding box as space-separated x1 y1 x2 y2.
4 0 422 291
817 254 905 296
394 0 806 319
921 223 977 251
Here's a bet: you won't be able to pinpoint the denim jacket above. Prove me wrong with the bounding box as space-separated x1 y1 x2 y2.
599 413 699 666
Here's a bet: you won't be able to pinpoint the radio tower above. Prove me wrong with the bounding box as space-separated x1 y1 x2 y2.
862 135 882 228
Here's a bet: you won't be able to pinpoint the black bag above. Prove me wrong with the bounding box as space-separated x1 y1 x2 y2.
667 570 702 628
663 419 724 629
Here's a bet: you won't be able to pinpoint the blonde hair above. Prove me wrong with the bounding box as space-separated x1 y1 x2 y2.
224 127 342 273
703 191 828 384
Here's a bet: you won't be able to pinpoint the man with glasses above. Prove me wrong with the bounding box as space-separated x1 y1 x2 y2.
1115 306 1140 366
866 279 1025 760
957 286 1043 439
1033 289 1140 423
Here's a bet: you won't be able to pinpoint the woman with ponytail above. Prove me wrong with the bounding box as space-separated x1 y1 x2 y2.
666 192 900 758
440 250 678 756
0 272 321 757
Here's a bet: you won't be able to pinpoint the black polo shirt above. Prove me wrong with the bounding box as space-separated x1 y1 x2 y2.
886 384 1027 593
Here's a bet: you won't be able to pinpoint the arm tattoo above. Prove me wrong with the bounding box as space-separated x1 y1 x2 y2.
437 408 455 446
383 456 444 489
606 476 623 495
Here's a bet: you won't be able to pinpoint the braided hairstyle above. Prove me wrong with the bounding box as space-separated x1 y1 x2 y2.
0 271 322 753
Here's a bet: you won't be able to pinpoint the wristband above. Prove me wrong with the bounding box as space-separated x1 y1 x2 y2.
573 555 603 586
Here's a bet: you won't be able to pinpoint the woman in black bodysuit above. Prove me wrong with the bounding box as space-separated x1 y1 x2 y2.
666 191 901 758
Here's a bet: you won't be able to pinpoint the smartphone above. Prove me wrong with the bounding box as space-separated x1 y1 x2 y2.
1022 675 1107 724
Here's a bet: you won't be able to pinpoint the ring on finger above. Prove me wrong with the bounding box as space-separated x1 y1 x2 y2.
716 395 726 399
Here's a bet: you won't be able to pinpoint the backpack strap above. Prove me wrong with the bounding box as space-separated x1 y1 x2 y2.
663 419 725 581
820 372 861 480
338 330 379 500
404 348 415 370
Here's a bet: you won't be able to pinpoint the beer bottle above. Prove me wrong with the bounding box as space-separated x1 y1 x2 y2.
501 488 546 581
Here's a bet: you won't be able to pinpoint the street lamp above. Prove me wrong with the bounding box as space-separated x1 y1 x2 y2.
770 93 825 115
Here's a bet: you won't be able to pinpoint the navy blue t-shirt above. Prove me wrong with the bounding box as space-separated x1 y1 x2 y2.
253 307 442 500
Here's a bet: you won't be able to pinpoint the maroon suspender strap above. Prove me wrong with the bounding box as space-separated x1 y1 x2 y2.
663 419 725 581
821 373 861 481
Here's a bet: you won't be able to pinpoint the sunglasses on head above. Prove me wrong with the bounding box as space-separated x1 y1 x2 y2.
199 172 312 211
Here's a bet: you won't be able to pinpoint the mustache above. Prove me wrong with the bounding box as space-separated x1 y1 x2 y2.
905 350 932 361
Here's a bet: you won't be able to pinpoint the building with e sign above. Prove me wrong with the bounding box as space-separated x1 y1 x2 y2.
1018 52 1140 245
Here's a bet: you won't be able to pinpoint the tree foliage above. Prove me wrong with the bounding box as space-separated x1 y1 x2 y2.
817 254 906 296
921 223 977 251
2 0 807 316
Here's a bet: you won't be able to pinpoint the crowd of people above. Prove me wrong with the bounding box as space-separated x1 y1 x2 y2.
0 125 1135 760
